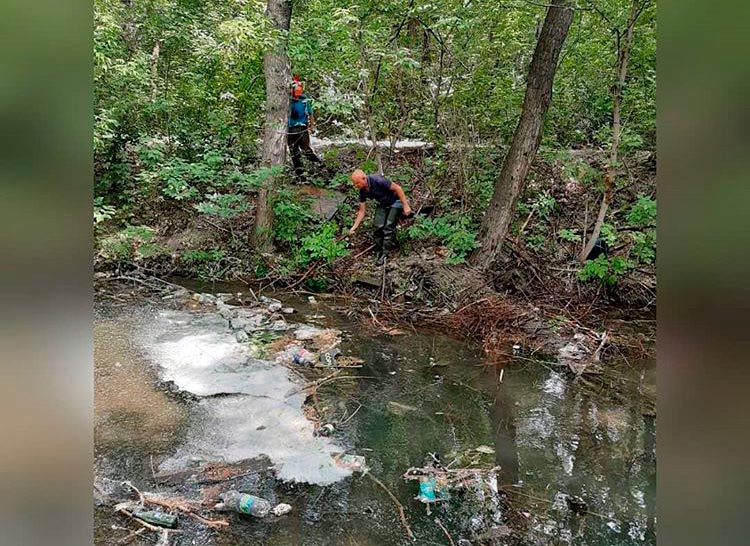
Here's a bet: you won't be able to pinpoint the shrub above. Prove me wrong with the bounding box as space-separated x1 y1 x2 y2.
295 222 348 267
578 255 632 285
180 248 229 280
558 228 582 243
99 225 166 261
406 214 478 264
195 193 249 218
628 194 656 227
272 189 314 245
94 196 116 225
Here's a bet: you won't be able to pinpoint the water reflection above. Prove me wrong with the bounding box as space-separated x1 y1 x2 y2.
491 365 519 485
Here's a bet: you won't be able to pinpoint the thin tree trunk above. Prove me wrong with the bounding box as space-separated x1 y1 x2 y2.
150 40 160 100
580 0 642 262
254 0 292 252
471 0 574 270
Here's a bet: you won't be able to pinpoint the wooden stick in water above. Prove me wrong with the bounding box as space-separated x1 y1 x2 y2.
367 473 415 540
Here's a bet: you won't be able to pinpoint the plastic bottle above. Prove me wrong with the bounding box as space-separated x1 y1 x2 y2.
215 490 272 518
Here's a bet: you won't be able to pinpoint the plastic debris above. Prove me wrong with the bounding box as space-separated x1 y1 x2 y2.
416 475 451 503
272 503 293 516
334 453 367 473
292 348 315 366
318 423 335 436
214 491 272 517
319 346 340 367
387 401 417 415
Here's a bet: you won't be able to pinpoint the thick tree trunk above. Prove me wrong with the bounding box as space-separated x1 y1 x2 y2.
471 0 573 270
253 0 292 252
580 0 641 262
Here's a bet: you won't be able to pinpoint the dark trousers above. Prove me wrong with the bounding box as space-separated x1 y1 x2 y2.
287 125 321 180
373 204 402 254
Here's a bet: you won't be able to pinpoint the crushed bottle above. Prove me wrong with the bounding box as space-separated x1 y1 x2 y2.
292 348 315 366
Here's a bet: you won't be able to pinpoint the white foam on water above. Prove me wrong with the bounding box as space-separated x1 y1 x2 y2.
138 309 352 485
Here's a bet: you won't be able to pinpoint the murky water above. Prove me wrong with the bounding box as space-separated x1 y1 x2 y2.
94 285 655 546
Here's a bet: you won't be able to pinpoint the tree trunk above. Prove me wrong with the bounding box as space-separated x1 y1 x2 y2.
150 40 160 100
471 0 573 270
253 0 292 252
580 0 641 262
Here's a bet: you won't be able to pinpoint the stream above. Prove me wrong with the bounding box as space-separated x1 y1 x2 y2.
94 281 655 546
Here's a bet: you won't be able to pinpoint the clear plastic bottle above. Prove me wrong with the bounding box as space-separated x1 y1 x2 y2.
215 490 272 517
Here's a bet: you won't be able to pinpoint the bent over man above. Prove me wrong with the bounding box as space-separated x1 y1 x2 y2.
349 169 412 266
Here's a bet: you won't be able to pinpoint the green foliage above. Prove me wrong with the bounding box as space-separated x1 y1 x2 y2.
600 223 618 246
94 197 116 225
94 0 655 287
99 225 166 261
578 255 632 286
328 172 351 190
558 228 582 243
525 233 547 252
180 248 229 280
273 189 315 245
195 193 249 218
295 222 348 267
628 194 657 226
631 230 656 264
406 215 478 264
530 190 558 220
306 277 329 292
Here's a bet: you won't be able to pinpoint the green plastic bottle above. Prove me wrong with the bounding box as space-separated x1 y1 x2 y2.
133 510 178 528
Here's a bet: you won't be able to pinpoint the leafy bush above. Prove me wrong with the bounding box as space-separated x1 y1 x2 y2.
525 233 547 251
94 196 116 225
99 225 166 261
578 255 632 285
631 230 656 264
558 228 582 243
195 193 249 218
295 222 348 267
406 214 478 264
600 222 618 246
628 194 657 227
273 189 314 244
530 190 558 220
180 248 229 280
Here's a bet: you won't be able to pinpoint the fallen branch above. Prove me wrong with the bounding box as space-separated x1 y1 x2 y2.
116 528 145 546
350 244 376 260
367 473 415 540
143 493 229 529
122 481 145 508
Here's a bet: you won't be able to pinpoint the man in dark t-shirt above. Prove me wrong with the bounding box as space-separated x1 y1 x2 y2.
349 169 412 265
